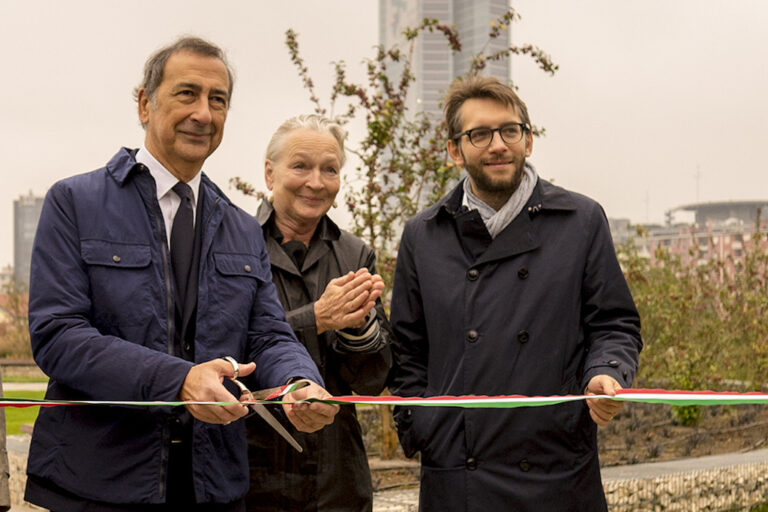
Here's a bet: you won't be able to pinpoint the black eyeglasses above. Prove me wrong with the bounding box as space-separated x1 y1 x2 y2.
453 123 528 148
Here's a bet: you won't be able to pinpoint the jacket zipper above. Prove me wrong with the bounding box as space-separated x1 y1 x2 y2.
152 200 173 500
156 212 175 356
184 194 220 501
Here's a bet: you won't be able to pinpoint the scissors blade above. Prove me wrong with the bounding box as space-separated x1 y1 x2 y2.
225 370 307 453
249 402 304 453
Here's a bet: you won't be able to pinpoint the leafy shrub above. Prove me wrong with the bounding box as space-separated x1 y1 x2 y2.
619 229 768 400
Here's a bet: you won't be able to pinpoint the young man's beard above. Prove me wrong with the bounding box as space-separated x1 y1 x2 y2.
464 157 526 198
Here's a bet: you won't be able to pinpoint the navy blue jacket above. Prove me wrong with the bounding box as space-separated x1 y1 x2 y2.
27 148 322 504
390 178 642 512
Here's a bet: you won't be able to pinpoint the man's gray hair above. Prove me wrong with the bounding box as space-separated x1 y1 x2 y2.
265 114 347 169
132 36 235 107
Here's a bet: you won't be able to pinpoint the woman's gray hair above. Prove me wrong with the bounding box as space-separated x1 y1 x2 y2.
265 114 347 168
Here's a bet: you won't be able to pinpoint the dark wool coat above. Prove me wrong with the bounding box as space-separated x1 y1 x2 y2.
389 178 642 512
246 200 393 512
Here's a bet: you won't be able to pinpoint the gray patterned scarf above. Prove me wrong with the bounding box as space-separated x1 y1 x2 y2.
462 162 538 238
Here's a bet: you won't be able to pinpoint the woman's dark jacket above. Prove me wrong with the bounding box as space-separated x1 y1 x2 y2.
246 200 393 512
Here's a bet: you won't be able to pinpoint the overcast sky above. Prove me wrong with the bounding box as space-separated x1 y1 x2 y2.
1 0 767 267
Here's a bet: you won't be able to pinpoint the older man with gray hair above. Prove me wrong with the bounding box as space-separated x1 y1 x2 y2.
25 36 337 511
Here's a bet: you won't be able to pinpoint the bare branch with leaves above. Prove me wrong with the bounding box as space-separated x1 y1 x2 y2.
233 9 558 303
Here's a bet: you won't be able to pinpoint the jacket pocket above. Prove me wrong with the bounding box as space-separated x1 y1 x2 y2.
394 404 440 458
393 405 420 457
209 253 268 344
81 240 151 268
213 252 267 280
555 374 594 456
80 240 153 329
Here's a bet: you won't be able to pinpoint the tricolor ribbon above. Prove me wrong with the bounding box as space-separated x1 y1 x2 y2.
2 389 768 408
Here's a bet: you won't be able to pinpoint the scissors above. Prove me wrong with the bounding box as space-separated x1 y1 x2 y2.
221 356 306 453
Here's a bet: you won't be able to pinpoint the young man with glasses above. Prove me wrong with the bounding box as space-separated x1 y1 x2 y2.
388 75 642 511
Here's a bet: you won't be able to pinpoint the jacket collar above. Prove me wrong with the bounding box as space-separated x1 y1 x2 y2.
256 199 341 276
106 147 141 186
105 147 233 207
430 179 466 221
426 174 579 265
430 175 578 223
527 177 578 214
255 199 341 242
106 147 236 266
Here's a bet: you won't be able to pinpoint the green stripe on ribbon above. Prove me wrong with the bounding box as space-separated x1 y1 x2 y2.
2 390 768 409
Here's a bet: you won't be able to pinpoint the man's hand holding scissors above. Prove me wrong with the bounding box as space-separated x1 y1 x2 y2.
178 358 257 424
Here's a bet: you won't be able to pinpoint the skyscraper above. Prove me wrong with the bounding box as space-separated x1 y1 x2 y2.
14 191 44 285
379 0 510 119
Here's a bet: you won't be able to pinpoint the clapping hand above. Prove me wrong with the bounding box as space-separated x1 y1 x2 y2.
313 268 384 333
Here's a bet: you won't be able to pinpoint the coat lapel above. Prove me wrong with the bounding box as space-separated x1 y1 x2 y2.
473 206 541 266
265 236 302 277
468 179 578 267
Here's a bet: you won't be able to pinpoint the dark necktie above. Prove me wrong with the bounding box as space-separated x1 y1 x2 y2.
171 182 195 303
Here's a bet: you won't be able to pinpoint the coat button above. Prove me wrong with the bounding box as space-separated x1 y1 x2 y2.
466 330 479 343
183 343 191 352
112 255 121 263
517 330 529 343
519 459 531 472
517 267 529 279
607 360 619 367
467 268 479 281
465 457 477 471
244 265 252 273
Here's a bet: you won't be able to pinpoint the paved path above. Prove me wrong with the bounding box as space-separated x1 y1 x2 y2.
372 449 768 510
601 447 768 480
2 383 47 392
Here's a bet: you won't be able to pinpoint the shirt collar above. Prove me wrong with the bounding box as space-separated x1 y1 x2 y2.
136 145 202 204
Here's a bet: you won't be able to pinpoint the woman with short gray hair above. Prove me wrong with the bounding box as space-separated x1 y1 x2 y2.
246 114 393 512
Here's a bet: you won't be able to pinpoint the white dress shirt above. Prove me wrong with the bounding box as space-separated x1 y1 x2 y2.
136 146 202 248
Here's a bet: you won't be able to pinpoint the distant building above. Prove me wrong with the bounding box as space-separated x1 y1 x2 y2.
14 191 44 285
379 0 510 119
666 200 768 227
609 200 768 268
608 218 633 246
0 264 13 288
